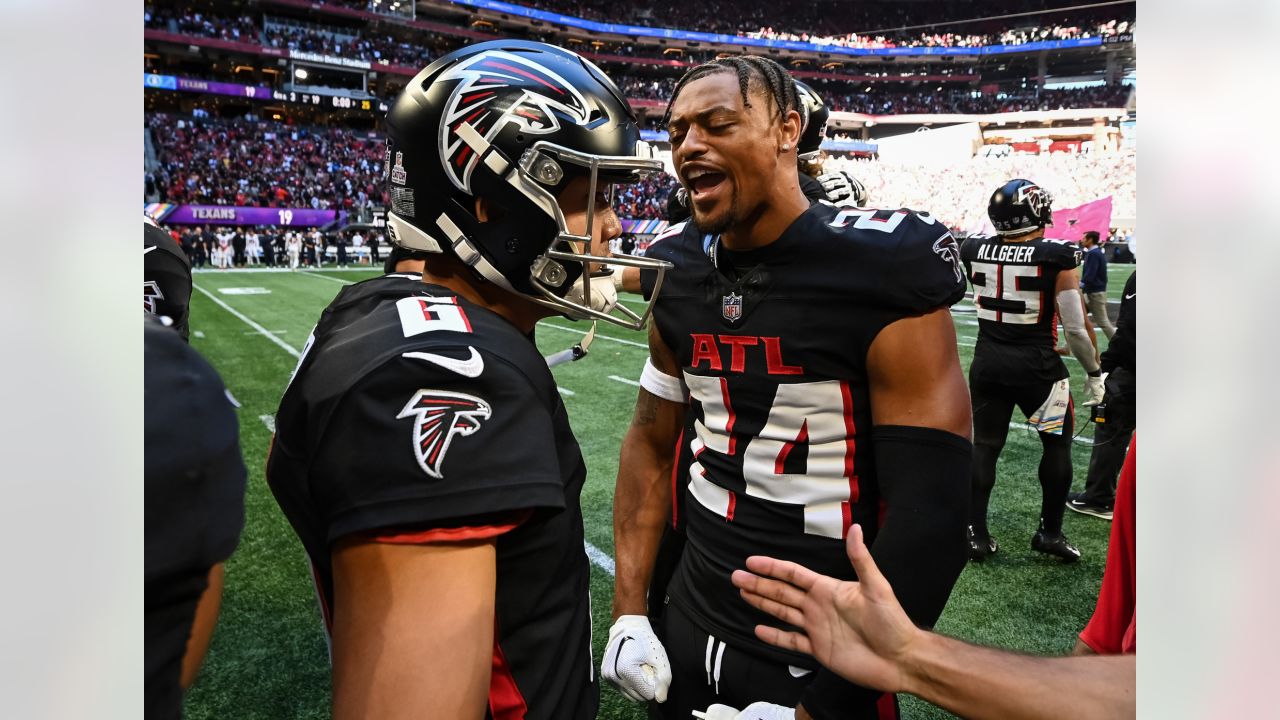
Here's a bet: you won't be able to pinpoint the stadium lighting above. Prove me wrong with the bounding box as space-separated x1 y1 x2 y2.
295 68 309 80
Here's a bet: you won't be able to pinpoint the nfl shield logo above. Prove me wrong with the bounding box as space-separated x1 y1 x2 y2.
722 292 743 322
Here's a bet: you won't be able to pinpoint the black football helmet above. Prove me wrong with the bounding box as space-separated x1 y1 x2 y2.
383 40 671 330
794 80 829 163
988 178 1054 237
144 215 193 341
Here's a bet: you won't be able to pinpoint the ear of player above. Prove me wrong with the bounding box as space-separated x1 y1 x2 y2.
381 39 673 330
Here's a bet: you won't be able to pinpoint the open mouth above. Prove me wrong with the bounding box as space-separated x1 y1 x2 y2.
685 168 727 202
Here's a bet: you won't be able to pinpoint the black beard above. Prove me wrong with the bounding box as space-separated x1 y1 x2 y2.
691 186 740 236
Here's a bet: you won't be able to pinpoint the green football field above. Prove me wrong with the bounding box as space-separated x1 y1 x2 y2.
181 264 1132 719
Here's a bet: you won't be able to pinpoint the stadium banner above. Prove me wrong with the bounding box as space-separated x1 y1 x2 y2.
622 218 669 236
145 73 275 101
445 0 1103 57
145 203 340 227
1048 196 1113 242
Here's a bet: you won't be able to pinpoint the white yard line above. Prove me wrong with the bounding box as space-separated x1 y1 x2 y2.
1008 421 1094 445
557 387 576 397
608 375 642 388
538 321 648 349
198 283 622 575
584 542 616 576
192 284 300 357
298 272 354 285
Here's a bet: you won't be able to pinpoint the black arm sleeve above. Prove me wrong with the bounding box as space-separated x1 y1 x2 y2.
1099 271 1135 375
799 425 971 720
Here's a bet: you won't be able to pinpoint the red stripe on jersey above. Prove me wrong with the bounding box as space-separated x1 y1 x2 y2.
841 500 851 538
775 420 809 475
726 490 737 521
370 510 531 544
670 427 686 529
719 377 738 455
876 691 899 719
840 381 859 504
489 625 529 720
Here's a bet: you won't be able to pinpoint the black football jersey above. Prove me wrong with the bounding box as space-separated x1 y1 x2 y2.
959 235 1081 383
267 282 597 719
145 221 193 342
144 314 245 719
310 271 425 340
643 203 966 666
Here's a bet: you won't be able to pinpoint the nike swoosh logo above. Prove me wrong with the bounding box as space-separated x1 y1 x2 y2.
402 347 484 378
1124 293 1136 300
143 246 158 255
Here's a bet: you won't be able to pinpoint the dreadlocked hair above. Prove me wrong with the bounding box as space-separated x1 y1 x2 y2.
662 55 801 127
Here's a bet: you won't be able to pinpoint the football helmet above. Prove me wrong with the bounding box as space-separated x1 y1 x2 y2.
988 178 1054 237
794 80 829 163
383 40 671 330
144 215 192 342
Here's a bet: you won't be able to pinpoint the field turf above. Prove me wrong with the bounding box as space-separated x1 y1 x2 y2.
181 264 1133 719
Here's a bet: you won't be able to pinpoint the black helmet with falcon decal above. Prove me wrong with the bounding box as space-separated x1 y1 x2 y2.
383 39 671 330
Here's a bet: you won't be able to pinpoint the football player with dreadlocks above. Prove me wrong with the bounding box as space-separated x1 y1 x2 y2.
604 55 972 720
959 179 1107 564
266 40 671 719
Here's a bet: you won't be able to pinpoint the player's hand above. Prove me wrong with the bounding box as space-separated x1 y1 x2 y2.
731 524 921 694
602 615 672 703
816 171 861 207
1082 372 1107 407
693 702 795 720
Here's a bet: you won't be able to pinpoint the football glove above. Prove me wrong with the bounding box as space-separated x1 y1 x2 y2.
1082 372 1107 407
601 615 672 703
693 702 796 720
816 171 867 208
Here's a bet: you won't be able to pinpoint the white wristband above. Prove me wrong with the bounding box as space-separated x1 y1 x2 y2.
640 357 686 403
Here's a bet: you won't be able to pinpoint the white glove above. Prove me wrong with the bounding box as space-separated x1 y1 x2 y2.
693 702 796 720
602 615 672 703
564 272 619 314
1082 372 1107 407
816 171 865 208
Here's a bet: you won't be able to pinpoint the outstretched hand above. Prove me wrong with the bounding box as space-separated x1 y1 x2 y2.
730 524 923 694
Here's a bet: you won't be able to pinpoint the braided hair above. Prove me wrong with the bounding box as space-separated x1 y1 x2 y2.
662 55 801 127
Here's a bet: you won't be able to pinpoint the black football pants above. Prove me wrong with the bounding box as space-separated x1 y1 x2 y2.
1077 368 1136 507
969 378 1074 536
649 599 899 720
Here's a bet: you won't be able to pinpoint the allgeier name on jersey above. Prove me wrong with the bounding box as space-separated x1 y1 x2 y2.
975 243 1038 263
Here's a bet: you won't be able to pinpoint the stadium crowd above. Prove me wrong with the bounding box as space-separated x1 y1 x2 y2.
826 150 1137 235
522 0 1133 48
147 113 384 211
820 83 1132 114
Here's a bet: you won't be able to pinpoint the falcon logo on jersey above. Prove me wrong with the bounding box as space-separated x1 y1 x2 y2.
397 390 492 479
438 50 592 193
932 233 964 283
722 292 743 322
144 281 164 314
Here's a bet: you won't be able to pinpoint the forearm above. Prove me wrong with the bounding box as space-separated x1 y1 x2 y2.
612 427 674 617
1057 289 1101 373
902 632 1135 720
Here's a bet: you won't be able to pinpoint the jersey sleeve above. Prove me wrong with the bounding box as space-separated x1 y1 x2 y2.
1046 239 1084 269
880 213 968 314
311 350 567 543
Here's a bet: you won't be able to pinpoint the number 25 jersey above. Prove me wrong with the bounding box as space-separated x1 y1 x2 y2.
959 235 1081 383
644 202 966 662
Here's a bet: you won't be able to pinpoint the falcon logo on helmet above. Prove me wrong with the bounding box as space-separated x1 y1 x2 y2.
397 390 492 479
438 50 592 194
